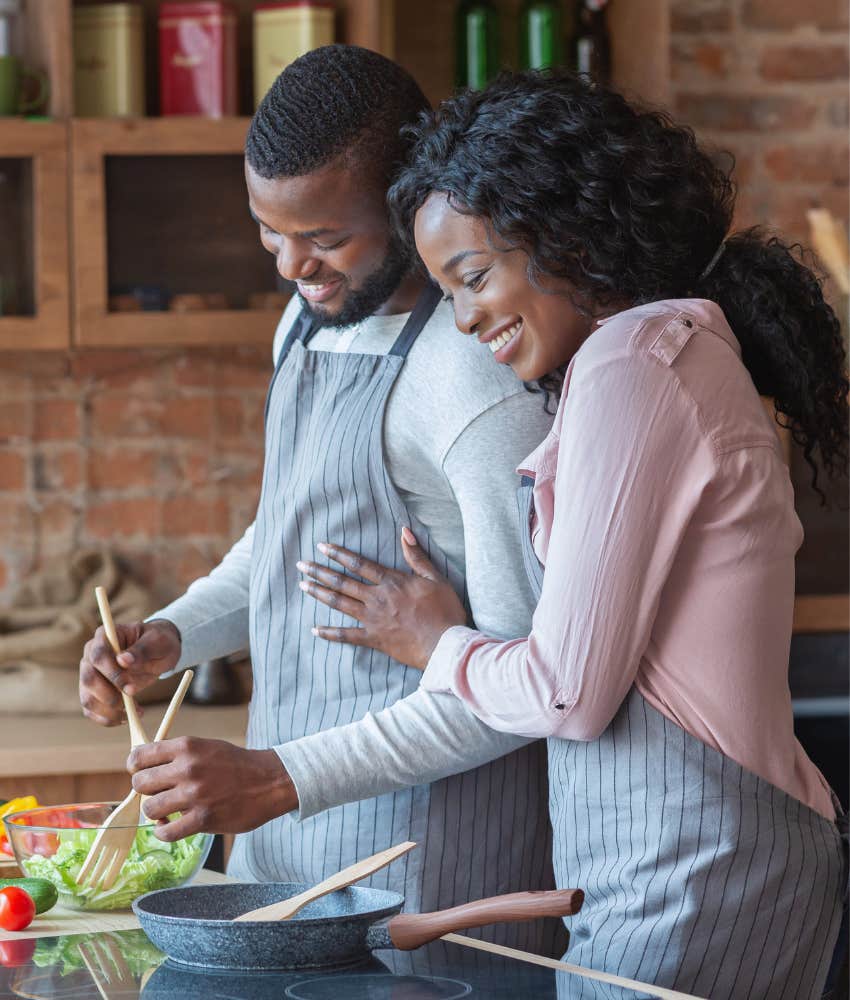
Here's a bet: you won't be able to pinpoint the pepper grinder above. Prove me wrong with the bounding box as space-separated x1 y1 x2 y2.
186 656 244 705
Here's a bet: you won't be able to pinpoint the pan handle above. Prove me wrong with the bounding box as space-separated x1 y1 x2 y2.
386 888 584 951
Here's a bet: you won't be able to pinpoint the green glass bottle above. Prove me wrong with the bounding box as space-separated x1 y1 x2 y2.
520 0 564 71
455 0 500 90
573 0 611 83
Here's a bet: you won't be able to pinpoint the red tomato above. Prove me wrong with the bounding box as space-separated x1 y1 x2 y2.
0 938 35 966
0 835 11 857
0 887 35 932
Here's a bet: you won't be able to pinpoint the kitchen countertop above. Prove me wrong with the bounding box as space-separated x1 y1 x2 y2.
0 869 234 943
0 705 249 778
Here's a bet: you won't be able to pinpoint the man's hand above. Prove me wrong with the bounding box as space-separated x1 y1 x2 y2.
128 738 298 841
79 619 182 726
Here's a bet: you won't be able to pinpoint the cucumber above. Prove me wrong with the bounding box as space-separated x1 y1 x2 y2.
0 877 58 914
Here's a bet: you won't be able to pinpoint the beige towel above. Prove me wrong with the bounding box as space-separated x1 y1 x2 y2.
0 550 178 714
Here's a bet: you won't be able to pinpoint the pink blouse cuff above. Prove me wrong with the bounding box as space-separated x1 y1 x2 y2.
420 625 477 693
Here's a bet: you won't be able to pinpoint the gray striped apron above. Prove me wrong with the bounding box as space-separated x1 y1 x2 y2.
517 478 846 999
230 288 562 954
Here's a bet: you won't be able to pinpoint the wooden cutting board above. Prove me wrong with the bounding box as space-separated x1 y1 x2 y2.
0 868 235 941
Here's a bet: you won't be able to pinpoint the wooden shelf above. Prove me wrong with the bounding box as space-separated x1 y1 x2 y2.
76 308 280 349
3 1 670 351
70 117 282 347
71 115 253 155
395 0 669 108
793 595 849 634
0 121 69 350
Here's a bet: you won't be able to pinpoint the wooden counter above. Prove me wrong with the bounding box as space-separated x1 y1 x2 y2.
0 704 249 804
0 868 236 941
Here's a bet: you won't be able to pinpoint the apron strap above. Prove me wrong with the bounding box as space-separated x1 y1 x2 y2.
388 282 443 359
278 280 441 366
277 307 321 361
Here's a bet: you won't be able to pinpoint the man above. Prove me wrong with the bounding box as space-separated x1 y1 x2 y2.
79 46 558 950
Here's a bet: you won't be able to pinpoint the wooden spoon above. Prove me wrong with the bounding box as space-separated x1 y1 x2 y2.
233 841 417 921
433 932 708 1000
94 585 149 747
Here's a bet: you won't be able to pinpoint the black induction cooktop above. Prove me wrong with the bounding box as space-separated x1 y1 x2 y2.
0 928 665 999
0 929 561 1000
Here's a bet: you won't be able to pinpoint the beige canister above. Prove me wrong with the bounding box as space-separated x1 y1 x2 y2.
253 2 334 106
74 3 145 116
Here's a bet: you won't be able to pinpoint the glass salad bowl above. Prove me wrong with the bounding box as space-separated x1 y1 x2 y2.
3 802 213 911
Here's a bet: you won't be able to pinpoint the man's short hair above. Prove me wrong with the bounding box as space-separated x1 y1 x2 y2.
246 44 430 187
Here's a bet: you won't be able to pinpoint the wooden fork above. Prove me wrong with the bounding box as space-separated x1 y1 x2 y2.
74 668 194 892
78 934 138 1000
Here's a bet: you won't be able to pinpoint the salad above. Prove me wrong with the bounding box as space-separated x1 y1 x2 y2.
32 930 164 977
21 825 208 911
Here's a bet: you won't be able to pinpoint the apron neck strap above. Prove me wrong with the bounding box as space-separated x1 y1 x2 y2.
388 282 442 359
277 307 320 360
280 281 441 362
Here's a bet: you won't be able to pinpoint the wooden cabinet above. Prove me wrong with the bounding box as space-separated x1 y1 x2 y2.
0 0 669 350
71 117 281 348
0 121 69 349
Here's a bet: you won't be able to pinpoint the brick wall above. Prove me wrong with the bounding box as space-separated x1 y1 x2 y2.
670 0 849 595
0 347 269 607
670 0 848 247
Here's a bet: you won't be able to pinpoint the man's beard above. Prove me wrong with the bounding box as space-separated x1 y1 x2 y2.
299 236 413 329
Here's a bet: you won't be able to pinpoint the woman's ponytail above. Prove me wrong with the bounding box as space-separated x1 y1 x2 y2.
698 228 848 500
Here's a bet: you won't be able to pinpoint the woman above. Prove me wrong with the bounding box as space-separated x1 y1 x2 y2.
296 72 848 998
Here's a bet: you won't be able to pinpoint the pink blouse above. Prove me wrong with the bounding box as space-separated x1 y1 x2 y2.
422 299 837 821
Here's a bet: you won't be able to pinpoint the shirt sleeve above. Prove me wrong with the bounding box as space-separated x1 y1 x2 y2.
274 687 533 821
442 391 555 638
421 350 714 740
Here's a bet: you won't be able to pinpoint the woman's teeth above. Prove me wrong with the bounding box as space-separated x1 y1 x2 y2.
488 322 522 353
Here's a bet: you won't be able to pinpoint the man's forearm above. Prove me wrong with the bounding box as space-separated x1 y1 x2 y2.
275 687 534 820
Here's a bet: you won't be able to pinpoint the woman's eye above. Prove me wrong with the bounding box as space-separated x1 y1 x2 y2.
463 268 489 291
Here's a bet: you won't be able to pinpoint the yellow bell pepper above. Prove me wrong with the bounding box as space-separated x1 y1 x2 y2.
0 796 39 822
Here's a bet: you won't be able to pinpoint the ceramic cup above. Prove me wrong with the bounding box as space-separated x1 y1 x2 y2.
0 56 48 115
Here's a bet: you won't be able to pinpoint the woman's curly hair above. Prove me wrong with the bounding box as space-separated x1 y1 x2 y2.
388 71 848 497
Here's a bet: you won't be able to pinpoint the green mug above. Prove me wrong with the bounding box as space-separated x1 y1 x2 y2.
0 56 48 116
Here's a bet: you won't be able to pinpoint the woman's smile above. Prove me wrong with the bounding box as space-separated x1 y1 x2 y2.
480 319 524 361
414 192 594 383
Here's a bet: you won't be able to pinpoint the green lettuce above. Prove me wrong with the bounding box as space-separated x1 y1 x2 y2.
32 930 164 976
21 825 208 911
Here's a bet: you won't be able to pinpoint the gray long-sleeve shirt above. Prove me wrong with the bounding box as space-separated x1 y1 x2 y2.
154 297 553 818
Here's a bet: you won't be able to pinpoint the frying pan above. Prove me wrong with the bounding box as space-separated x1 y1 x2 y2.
132 882 582 972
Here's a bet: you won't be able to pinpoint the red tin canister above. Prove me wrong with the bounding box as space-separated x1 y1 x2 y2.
159 2 237 116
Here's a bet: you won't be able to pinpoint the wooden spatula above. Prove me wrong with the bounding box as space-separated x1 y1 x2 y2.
233 840 417 921
94 585 150 748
